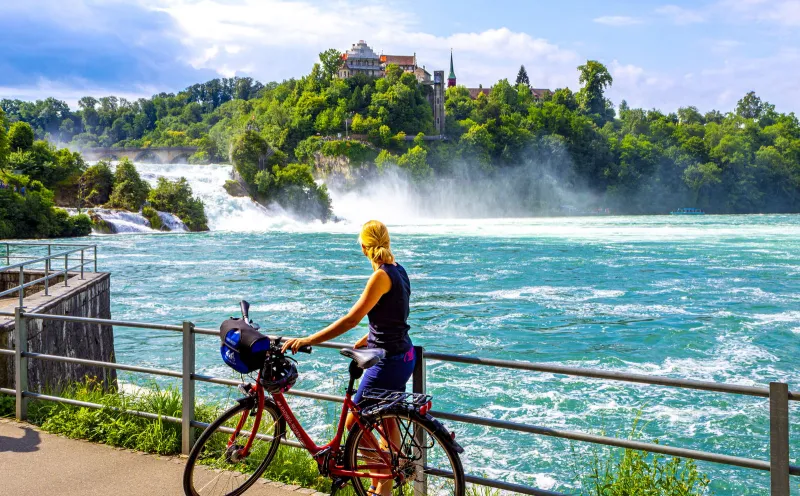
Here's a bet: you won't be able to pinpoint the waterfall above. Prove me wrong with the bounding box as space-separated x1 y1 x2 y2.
157 212 188 232
130 162 307 232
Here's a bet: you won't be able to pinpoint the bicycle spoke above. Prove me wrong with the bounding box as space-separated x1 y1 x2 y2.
349 412 462 496
186 401 283 496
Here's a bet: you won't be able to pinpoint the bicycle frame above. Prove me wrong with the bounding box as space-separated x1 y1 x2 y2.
230 372 400 481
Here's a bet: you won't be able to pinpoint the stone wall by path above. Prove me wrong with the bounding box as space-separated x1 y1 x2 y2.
0 272 116 393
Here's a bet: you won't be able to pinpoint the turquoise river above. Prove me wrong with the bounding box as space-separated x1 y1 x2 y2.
66 163 800 494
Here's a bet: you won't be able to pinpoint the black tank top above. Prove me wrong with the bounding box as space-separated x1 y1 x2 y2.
367 263 412 356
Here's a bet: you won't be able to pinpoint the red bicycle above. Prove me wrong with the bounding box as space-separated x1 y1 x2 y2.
183 303 465 496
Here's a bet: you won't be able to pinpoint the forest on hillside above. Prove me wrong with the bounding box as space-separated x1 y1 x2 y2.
3 49 800 216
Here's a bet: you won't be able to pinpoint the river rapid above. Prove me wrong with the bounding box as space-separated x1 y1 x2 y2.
72 163 799 494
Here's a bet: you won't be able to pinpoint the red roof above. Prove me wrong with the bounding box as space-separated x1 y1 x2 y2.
530 88 552 99
382 55 416 66
468 88 491 99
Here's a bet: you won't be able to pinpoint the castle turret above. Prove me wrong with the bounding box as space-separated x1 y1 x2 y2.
447 49 456 88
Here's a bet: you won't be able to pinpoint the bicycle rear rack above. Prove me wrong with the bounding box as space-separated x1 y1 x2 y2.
361 388 433 415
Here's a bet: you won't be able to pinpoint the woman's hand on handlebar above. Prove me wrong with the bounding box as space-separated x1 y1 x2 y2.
281 337 312 354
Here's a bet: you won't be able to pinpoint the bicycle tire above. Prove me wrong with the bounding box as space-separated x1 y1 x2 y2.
183 399 285 496
344 409 465 496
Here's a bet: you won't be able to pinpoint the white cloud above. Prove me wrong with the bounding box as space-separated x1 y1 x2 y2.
709 39 744 54
593 16 644 26
0 78 159 109
134 0 581 90
656 5 706 25
718 0 800 26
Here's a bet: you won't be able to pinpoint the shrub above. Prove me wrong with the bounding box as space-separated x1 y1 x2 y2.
582 417 711 496
142 205 163 230
147 177 208 231
79 161 114 206
255 163 332 221
107 158 150 211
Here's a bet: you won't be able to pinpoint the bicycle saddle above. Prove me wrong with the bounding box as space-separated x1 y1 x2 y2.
340 347 386 369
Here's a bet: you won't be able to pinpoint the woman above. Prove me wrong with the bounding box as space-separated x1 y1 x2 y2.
281 220 415 496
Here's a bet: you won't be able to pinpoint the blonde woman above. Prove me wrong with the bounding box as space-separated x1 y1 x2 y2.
282 220 414 496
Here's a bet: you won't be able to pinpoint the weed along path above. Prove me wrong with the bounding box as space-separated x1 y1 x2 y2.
0 419 326 496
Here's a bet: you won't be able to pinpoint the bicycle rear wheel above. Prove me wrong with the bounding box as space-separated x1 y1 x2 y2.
183 399 284 496
344 410 464 496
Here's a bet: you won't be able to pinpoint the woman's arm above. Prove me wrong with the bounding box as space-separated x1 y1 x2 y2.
353 333 369 349
281 269 391 353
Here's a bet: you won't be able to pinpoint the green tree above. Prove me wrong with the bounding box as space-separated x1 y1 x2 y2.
735 91 764 120
577 60 613 117
319 48 343 81
9 121 35 151
231 130 270 184
79 161 114 206
147 177 208 231
0 108 9 170
515 65 530 86
107 158 150 211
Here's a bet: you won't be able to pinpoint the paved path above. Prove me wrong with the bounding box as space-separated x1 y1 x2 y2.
0 419 326 496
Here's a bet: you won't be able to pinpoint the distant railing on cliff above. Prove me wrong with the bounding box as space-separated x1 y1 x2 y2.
0 242 98 309
0 308 797 495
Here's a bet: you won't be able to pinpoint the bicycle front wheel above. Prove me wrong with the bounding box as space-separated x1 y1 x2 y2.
344 410 465 496
183 399 285 496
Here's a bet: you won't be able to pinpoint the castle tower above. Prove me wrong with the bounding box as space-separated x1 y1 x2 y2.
447 49 456 88
432 70 446 135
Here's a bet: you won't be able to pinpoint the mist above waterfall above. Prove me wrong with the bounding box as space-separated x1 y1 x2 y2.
326 159 602 225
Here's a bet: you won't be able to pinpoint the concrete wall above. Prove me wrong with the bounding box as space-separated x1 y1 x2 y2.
0 272 116 392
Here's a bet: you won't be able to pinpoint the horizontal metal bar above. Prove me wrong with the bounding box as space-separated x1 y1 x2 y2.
0 348 14 356
0 268 80 298
192 327 217 336
2 242 97 248
191 374 242 387
23 351 183 378
0 247 90 272
0 387 15 395
188 420 305 449
22 391 183 424
431 409 771 472
427 467 568 496
20 312 184 332
423 352 783 399
191 374 346 404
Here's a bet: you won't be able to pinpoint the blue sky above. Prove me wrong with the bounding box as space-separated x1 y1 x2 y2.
2 0 799 113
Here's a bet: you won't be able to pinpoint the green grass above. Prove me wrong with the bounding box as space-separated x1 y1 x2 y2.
579 416 712 496
1 383 713 495
0 378 333 491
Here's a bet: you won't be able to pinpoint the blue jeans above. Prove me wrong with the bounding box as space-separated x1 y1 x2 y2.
353 347 416 405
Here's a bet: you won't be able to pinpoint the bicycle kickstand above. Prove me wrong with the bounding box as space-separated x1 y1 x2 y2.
330 477 349 496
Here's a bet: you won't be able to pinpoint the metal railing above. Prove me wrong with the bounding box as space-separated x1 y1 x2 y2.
0 242 98 308
0 309 797 496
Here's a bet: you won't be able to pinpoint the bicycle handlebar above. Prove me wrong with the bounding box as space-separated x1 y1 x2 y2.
240 300 250 322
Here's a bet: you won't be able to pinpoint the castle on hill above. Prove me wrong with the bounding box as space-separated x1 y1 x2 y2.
336 40 552 135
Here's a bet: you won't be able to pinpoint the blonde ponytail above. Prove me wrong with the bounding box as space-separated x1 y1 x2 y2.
359 220 395 270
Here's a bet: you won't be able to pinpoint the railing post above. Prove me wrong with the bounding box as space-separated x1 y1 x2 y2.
93 245 97 272
769 382 790 496
412 345 427 495
182 321 196 455
44 257 49 296
64 254 68 287
14 307 28 421
5 243 9 265
18 265 24 309
80 249 85 279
